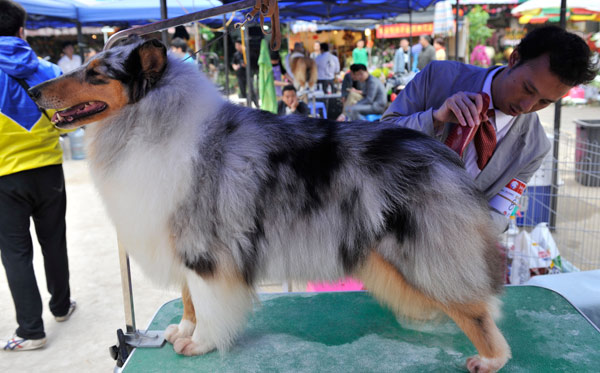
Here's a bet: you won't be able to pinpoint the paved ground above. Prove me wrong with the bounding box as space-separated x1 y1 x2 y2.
0 160 182 372
536 102 599 137
0 104 598 372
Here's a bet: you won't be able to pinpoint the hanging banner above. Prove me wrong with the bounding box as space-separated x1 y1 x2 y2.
376 23 434 39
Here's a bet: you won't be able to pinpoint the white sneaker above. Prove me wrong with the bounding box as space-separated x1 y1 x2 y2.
1 335 47 351
55 300 77 322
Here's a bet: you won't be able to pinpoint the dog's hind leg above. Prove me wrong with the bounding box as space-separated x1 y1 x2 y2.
354 251 441 321
354 251 510 373
172 270 254 356
165 282 196 344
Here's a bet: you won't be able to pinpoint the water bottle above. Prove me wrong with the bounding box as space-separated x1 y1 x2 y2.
507 214 519 236
59 135 71 161
69 128 86 160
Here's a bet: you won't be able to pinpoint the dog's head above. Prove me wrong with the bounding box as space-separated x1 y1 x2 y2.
29 37 167 129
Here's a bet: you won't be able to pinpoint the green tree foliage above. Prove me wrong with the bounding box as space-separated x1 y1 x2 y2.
466 5 493 50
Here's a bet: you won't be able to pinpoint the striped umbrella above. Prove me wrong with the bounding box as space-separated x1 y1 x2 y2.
511 0 600 24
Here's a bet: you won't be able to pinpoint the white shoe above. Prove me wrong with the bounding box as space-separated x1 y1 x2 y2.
1 335 47 351
55 300 77 322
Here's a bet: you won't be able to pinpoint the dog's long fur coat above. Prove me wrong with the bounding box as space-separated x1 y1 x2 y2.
32 38 510 372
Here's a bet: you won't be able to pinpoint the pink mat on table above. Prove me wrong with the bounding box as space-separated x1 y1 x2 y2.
306 277 364 292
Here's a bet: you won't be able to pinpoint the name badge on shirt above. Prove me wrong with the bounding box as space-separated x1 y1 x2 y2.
489 178 526 216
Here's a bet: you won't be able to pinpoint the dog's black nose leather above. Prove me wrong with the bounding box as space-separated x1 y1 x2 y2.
28 87 41 100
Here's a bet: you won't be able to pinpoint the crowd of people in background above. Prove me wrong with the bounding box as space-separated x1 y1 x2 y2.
249 34 453 121
21 25 455 124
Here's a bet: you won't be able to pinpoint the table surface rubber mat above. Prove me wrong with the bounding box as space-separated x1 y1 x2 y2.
122 286 600 372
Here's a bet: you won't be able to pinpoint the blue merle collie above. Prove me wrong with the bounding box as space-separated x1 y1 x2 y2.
30 38 510 372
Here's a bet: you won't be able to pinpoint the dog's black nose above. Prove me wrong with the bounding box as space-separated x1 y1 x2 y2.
28 87 41 100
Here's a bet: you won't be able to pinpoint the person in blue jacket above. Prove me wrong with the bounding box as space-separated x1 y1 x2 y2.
0 0 76 352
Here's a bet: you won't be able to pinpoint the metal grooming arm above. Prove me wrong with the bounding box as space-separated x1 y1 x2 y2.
108 0 282 366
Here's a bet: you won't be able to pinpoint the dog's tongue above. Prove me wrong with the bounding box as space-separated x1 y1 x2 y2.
58 102 103 117
54 101 106 123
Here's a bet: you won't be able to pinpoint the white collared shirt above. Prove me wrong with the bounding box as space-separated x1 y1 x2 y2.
57 54 82 74
463 66 517 178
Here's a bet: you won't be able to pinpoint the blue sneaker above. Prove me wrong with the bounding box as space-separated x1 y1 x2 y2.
1 334 47 351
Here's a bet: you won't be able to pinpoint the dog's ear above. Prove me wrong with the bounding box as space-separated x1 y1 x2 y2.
112 35 142 48
125 39 168 103
137 39 167 83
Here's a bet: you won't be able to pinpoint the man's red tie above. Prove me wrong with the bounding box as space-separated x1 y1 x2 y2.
474 108 496 169
444 92 497 170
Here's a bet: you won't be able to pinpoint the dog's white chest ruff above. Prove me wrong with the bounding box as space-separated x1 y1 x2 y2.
90 137 193 284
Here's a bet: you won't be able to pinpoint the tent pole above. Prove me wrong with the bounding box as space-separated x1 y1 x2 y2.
244 25 252 107
76 21 84 62
455 0 459 61
224 14 230 97
160 0 168 46
549 0 567 231
408 4 412 69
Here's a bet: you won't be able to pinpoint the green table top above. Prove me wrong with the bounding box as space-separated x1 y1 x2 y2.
122 286 600 372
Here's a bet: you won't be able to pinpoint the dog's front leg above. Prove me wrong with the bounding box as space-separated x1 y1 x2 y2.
172 270 254 356
165 282 196 344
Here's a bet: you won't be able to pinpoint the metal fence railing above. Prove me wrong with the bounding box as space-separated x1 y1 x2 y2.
515 130 600 271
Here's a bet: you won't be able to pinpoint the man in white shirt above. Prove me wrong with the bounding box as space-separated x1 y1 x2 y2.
315 43 340 93
392 38 410 75
57 41 81 74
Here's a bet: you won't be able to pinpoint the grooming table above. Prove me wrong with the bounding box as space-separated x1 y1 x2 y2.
121 286 600 372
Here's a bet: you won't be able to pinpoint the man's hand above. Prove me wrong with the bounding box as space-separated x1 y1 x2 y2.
290 96 299 111
349 87 363 95
232 63 240 71
433 91 486 130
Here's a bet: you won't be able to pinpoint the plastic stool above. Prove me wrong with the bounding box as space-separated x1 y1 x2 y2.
308 101 327 119
365 114 382 122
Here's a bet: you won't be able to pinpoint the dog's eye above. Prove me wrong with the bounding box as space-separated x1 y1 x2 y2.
86 69 100 77
85 69 108 85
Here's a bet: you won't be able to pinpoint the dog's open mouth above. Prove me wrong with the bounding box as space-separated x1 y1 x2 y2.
52 101 107 126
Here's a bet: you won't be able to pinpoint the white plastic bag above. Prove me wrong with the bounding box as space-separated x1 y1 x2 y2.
530 223 560 260
510 231 532 285
528 222 560 269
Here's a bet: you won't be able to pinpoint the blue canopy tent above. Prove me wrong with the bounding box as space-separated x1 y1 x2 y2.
18 0 228 28
18 0 237 66
276 0 439 22
75 0 225 24
19 0 79 20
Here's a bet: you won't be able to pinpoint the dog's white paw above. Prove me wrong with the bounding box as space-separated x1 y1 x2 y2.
466 355 507 373
164 319 195 344
172 337 216 356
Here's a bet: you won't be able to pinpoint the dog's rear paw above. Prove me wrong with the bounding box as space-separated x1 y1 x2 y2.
466 355 507 373
165 320 195 344
173 337 216 356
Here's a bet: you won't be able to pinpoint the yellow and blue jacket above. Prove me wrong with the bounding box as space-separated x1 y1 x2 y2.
1 36 63 177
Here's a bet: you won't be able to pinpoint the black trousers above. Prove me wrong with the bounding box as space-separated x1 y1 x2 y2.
317 79 336 94
0 165 71 339
236 70 247 98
